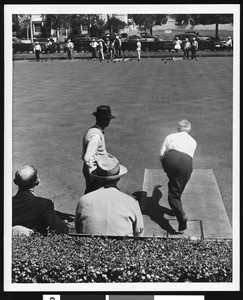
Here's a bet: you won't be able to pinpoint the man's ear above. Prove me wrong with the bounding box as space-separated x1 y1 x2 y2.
35 178 40 186
13 178 18 185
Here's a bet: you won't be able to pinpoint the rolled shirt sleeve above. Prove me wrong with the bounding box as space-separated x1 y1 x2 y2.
159 137 168 161
84 133 101 170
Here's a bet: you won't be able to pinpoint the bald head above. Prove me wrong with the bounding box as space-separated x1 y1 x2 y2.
177 120 191 133
14 165 39 191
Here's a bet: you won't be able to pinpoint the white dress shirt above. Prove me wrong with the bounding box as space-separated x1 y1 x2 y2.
82 125 107 171
160 131 197 160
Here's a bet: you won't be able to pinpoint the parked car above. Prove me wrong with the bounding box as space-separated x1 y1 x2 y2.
185 31 199 36
125 35 141 42
120 32 128 39
175 33 198 42
69 35 93 52
140 32 158 42
103 33 119 42
70 35 92 42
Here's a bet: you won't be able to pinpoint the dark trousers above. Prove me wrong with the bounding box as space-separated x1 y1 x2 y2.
35 50 40 61
68 49 73 60
91 48 97 59
83 163 100 194
115 46 121 56
191 47 197 59
183 48 190 59
161 150 192 220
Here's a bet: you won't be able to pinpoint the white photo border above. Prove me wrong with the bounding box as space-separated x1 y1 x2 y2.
4 4 240 292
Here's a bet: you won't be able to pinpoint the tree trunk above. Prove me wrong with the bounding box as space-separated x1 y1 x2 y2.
215 22 219 40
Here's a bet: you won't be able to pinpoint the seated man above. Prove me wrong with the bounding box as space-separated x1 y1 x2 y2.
75 154 144 236
12 164 69 235
223 36 233 49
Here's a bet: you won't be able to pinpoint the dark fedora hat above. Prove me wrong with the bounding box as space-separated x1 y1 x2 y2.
93 105 115 119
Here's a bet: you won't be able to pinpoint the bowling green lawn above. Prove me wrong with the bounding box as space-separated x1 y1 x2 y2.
11 56 235 225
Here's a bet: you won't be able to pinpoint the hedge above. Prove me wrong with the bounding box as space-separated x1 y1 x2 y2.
12 233 232 283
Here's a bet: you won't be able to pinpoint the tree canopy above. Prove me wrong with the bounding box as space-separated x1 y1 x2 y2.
131 14 167 35
12 13 233 40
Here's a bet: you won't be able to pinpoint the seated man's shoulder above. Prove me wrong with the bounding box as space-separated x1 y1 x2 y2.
32 195 54 208
116 190 139 204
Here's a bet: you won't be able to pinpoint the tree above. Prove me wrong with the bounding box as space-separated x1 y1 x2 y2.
131 14 167 36
41 14 72 38
90 17 106 37
197 14 233 39
75 14 103 35
106 16 127 34
171 14 233 39
12 14 32 38
171 14 191 26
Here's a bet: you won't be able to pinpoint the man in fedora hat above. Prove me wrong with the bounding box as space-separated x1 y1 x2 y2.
159 120 197 232
89 38 98 60
75 154 144 236
191 37 198 60
33 41 42 61
82 105 115 194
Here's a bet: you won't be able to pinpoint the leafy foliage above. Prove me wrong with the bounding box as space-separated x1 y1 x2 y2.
106 16 127 34
131 14 167 35
12 233 232 283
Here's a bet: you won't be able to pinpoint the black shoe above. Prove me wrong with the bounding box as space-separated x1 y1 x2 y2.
177 214 188 232
178 221 187 232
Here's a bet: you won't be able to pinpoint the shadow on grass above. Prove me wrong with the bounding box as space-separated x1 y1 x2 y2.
133 185 177 235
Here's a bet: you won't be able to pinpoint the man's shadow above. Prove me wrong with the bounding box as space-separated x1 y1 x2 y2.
133 185 177 235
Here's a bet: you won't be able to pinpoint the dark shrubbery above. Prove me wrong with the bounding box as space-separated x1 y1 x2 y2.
12 233 232 283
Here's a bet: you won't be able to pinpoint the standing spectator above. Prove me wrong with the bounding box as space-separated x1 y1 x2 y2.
45 38 52 54
104 37 115 60
12 164 69 235
89 38 98 60
136 38 142 61
191 37 198 59
183 38 191 59
33 41 41 61
98 38 105 61
173 36 182 53
114 35 122 57
66 38 74 60
82 105 115 194
159 120 197 232
75 154 144 236
104 37 111 59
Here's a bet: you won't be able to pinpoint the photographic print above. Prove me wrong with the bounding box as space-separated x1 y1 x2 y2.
4 3 240 293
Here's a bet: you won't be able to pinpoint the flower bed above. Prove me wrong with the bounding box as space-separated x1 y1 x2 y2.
12 233 232 283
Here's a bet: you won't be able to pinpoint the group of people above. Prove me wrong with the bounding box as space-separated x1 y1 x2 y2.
33 38 54 61
89 36 122 61
12 105 197 237
174 36 199 60
33 38 74 62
